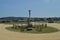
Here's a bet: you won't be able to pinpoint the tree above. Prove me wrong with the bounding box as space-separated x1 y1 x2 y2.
48 18 54 23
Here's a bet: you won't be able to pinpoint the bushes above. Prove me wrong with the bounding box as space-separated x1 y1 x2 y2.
36 25 42 32
6 23 59 33
41 24 44 28
35 24 47 32
45 24 47 28
20 26 24 32
12 23 48 32
48 19 54 23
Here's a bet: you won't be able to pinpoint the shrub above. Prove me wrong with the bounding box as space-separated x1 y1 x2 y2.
39 25 42 31
20 26 24 32
41 24 44 28
45 24 47 28
35 25 42 32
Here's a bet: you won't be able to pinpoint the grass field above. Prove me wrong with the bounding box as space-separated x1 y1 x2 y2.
6 26 59 33
0 23 60 40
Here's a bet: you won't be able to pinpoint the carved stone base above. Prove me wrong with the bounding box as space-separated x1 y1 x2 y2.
27 27 32 31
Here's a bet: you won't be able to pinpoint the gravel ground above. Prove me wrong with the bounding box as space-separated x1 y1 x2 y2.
0 23 60 40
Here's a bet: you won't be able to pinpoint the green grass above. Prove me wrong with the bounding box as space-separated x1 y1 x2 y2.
5 26 59 34
6 27 21 32
41 27 59 33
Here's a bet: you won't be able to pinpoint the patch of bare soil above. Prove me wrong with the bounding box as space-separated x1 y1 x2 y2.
0 23 60 40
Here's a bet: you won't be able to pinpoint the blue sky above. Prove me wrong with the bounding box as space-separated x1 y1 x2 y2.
0 0 60 18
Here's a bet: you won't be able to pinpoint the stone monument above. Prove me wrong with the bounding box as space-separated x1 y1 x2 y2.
27 10 32 31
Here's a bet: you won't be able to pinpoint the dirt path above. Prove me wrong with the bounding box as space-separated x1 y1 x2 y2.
0 23 60 40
